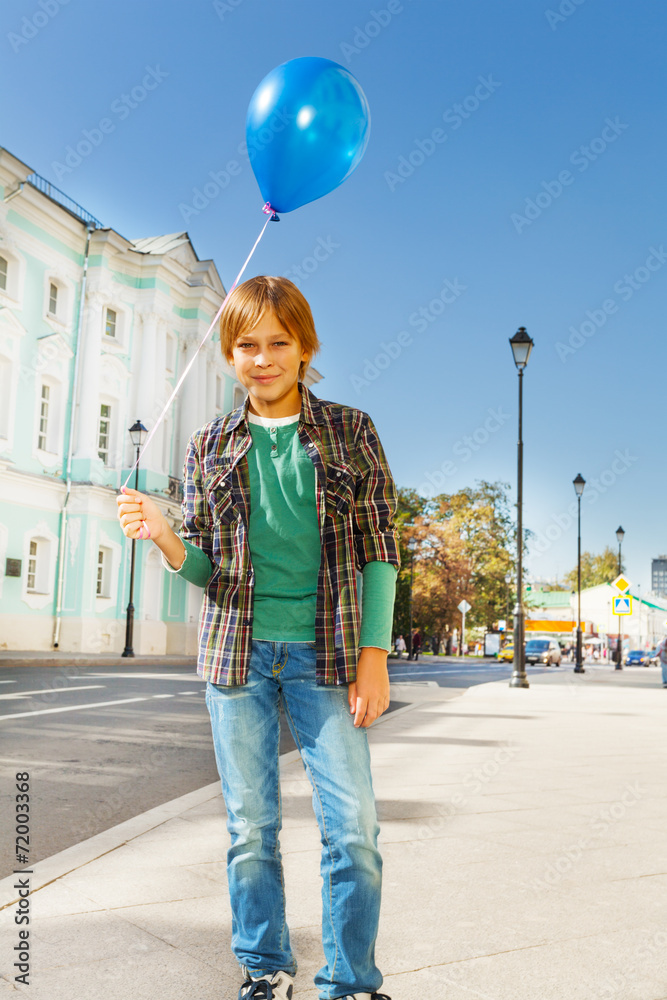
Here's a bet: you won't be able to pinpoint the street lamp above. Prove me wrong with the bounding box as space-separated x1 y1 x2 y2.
573 474 586 673
615 525 625 670
122 419 148 658
407 538 417 661
504 571 512 630
509 327 533 689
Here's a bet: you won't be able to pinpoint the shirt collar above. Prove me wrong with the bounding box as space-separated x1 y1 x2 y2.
227 382 325 432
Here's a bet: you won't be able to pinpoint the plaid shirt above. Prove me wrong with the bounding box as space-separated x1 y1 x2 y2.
181 383 400 686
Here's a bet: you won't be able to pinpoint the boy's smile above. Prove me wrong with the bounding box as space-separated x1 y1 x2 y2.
228 311 310 418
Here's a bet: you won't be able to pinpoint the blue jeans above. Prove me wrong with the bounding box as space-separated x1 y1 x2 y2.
205 639 383 999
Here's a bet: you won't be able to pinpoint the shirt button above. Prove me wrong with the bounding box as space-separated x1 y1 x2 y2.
272 444 277 451
270 427 276 433
336 471 342 477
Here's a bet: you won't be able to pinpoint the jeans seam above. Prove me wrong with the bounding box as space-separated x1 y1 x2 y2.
281 690 339 989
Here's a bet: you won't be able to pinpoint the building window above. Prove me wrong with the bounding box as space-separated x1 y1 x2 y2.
98 403 111 464
233 384 246 409
48 282 58 315
27 540 38 591
0 256 7 292
37 384 50 451
96 546 111 598
216 375 223 411
105 308 117 338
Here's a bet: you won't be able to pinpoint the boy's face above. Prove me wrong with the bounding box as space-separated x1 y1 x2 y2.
228 310 310 414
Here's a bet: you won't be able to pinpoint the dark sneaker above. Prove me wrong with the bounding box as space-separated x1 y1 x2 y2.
238 969 294 1000
338 994 392 999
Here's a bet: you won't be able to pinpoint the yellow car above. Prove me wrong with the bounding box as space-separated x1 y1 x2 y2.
498 645 514 662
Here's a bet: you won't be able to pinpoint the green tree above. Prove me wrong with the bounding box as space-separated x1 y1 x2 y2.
564 546 623 590
392 481 515 645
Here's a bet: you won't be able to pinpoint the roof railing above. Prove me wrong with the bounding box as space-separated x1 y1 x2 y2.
26 172 103 228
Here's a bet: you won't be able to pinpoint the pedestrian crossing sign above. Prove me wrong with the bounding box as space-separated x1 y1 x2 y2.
613 595 632 615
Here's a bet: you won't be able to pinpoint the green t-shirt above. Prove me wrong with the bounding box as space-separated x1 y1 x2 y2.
246 412 321 640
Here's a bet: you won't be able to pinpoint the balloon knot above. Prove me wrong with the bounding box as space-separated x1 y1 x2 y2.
262 202 280 221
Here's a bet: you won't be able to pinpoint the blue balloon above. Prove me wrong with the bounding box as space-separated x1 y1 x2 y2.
246 57 371 214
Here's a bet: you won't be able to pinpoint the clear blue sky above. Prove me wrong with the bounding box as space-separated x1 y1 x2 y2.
2 0 665 592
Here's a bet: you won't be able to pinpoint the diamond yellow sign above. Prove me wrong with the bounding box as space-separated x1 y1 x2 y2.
612 574 631 593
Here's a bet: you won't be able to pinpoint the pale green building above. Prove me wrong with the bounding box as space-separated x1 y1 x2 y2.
0 145 321 653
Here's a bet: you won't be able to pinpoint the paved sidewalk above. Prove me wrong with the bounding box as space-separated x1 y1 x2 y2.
1 669 666 999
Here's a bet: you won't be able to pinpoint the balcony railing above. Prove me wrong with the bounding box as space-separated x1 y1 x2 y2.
26 173 103 229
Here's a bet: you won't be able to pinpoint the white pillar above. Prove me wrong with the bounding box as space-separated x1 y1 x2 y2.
73 293 104 461
180 335 200 454
206 346 217 418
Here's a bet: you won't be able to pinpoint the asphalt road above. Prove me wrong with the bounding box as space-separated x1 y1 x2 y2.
3 656 657 878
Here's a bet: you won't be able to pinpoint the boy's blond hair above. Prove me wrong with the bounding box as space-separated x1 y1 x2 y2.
220 276 321 380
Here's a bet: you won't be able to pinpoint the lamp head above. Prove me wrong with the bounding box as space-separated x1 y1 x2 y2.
573 473 586 497
616 525 625 544
509 326 534 369
129 419 148 447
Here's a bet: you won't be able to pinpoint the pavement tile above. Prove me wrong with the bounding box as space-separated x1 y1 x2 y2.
62 863 225 908
29 907 172 972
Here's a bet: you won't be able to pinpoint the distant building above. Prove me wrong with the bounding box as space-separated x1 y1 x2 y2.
526 583 667 648
651 556 667 598
0 145 322 653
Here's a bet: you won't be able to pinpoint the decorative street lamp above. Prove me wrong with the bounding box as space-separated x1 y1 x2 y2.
407 538 417 661
573 474 586 673
509 327 534 689
122 419 148 658
615 525 625 670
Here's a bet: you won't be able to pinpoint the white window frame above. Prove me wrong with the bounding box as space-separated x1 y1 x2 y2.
43 274 69 327
98 401 113 465
96 545 112 598
0 244 25 305
37 383 50 451
216 375 223 412
95 531 121 612
22 524 57 610
0 254 7 292
100 302 129 354
104 306 117 339
34 376 63 466
233 383 246 409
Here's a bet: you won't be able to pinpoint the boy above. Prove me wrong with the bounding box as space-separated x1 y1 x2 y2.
116 276 399 1000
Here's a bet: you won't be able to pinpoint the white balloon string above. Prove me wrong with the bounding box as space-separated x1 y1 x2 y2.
122 212 274 489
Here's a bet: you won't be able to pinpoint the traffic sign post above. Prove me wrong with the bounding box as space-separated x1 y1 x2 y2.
458 600 471 657
611 575 632 668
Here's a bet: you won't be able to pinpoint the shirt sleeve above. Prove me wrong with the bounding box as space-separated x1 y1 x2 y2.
161 538 213 588
161 431 216 587
352 414 401 572
358 560 398 651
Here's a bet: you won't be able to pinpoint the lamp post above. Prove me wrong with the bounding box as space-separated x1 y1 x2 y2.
509 327 533 689
505 571 512 632
573 474 586 673
407 538 417 660
122 419 148 658
615 525 625 669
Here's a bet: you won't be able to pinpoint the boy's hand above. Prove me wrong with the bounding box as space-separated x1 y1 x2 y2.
348 647 391 728
116 487 166 542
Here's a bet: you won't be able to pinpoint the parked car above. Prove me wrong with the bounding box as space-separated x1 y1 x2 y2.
498 645 514 662
625 649 651 666
525 638 562 666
